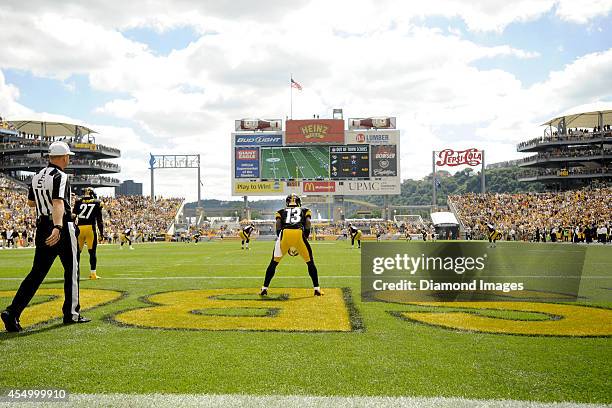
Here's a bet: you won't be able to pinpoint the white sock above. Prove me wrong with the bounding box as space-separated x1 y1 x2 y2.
314 286 320 291
261 286 268 290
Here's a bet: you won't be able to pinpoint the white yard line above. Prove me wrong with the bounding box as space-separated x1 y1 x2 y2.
2 393 604 408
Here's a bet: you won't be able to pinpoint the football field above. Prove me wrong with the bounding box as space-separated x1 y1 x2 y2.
0 241 610 407
260 147 329 179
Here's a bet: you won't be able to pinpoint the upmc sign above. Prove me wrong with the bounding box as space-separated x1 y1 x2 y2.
285 119 344 144
435 148 482 167
234 133 283 146
338 180 400 196
302 181 336 193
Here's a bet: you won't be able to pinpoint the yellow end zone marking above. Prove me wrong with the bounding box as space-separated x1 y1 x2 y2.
113 288 353 332
399 302 612 337
0 289 123 329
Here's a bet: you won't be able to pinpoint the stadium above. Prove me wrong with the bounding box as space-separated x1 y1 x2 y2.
1 4 612 407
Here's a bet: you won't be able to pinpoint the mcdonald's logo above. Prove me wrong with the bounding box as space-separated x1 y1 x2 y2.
302 181 336 193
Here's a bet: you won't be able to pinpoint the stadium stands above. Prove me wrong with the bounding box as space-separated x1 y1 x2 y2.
0 183 182 247
449 187 611 242
517 110 612 187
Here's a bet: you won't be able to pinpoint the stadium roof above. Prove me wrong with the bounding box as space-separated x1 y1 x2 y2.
542 109 612 129
7 120 96 137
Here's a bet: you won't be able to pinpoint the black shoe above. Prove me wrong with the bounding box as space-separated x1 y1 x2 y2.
1 310 23 332
259 288 268 296
63 316 91 325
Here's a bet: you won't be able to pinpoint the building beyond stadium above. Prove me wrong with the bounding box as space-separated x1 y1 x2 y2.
0 120 121 192
517 109 611 188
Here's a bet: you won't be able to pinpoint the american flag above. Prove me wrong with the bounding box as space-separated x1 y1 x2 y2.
291 78 303 91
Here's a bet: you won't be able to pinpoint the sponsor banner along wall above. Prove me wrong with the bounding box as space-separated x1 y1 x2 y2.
285 119 344 144
233 132 283 146
371 145 397 177
344 130 399 145
337 179 400 195
233 181 284 195
235 147 260 178
302 181 336 193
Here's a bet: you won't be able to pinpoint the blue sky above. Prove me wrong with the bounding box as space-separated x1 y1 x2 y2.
0 0 610 200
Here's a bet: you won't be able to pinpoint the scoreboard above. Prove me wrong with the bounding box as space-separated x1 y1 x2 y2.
231 117 401 196
330 145 369 179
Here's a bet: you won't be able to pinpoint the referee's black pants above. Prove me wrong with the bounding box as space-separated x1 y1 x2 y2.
6 219 81 321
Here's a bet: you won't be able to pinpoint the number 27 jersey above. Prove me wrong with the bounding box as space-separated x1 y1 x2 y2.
275 207 312 230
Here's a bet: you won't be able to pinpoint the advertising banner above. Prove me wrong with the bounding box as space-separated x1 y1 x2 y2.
285 119 344 144
234 133 283 146
235 119 281 131
345 130 399 145
371 145 397 177
337 179 400 195
348 117 396 130
302 181 336 193
435 148 482 167
235 147 260 178
233 181 284 194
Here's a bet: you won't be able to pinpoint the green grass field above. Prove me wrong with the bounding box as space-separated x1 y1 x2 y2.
261 146 329 179
0 241 610 406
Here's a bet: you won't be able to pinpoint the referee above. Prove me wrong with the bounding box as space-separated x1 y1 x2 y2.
1 141 89 332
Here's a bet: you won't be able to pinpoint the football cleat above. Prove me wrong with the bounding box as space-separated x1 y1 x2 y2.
314 288 324 296
1 310 23 332
259 288 268 296
63 315 91 325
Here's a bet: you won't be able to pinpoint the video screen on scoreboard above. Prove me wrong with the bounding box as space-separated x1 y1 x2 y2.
260 146 330 179
330 145 370 179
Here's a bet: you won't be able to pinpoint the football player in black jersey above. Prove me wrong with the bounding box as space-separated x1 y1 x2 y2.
260 194 322 296
120 226 135 250
240 223 255 250
348 223 362 249
73 188 104 280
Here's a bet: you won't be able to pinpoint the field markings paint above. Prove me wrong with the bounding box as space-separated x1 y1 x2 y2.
15 393 607 408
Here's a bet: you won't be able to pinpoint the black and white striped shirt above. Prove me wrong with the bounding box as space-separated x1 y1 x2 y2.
28 163 72 221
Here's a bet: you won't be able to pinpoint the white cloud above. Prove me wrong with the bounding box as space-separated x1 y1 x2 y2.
0 1 611 201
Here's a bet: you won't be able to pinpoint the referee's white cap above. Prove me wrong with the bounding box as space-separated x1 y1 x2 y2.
49 141 75 156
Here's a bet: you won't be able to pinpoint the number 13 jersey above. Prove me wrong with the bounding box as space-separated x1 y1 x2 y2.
275 207 312 230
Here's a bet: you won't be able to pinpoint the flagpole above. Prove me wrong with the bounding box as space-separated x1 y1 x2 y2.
290 73 293 119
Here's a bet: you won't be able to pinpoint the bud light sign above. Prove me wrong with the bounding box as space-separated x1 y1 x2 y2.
235 147 260 178
234 133 283 146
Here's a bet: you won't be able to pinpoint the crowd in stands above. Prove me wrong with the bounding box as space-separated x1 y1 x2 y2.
1 182 182 248
100 196 183 242
450 187 611 243
0 157 119 172
0 116 17 132
521 147 612 163
521 166 610 178
518 125 612 150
